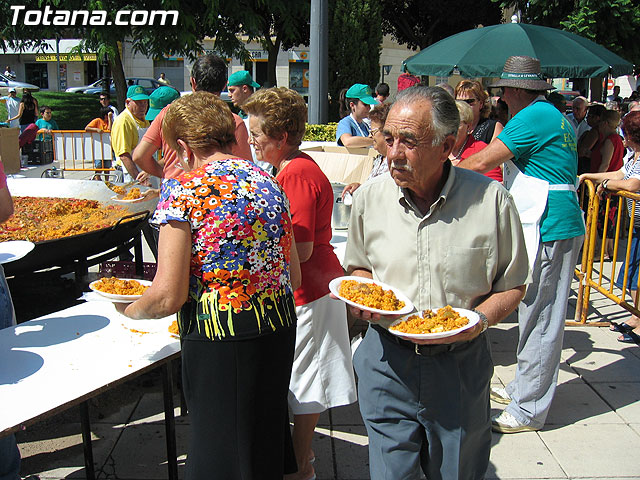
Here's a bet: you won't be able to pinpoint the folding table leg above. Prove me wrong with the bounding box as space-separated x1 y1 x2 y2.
162 362 178 480
134 234 144 277
79 401 96 480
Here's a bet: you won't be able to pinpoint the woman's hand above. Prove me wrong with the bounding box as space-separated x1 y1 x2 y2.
113 302 129 315
596 182 609 199
578 174 592 186
136 171 151 186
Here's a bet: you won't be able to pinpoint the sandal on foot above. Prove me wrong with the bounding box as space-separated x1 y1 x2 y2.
618 330 640 345
610 321 634 333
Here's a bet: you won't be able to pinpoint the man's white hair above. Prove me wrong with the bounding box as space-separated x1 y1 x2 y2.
394 85 459 146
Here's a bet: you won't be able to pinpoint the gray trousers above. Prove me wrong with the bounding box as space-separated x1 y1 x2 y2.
354 325 493 480
505 235 583 429
0 265 15 329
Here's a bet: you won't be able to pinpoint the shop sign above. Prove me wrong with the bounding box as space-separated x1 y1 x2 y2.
35 53 97 62
289 51 309 62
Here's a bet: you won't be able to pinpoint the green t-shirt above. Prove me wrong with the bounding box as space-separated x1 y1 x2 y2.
498 100 585 242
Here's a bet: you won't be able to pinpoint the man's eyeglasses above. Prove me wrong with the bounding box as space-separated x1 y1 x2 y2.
369 128 380 137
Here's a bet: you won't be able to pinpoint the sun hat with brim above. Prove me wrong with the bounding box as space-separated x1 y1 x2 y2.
228 70 260 89
146 86 180 121
127 84 150 101
346 83 379 105
490 56 554 91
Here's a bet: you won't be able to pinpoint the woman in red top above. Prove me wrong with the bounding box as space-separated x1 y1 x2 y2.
452 100 502 182
591 109 624 173
591 109 625 258
244 88 357 480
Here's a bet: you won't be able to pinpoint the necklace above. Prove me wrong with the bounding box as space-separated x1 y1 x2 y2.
452 135 469 160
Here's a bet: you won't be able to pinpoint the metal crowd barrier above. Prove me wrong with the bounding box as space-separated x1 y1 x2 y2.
572 179 640 326
50 130 114 172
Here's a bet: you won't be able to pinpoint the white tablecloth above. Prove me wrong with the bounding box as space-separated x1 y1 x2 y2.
0 301 177 435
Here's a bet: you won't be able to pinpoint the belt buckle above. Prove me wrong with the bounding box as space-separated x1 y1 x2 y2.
414 342 455 356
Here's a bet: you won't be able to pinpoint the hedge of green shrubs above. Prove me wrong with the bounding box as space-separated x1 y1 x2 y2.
303 123 338 142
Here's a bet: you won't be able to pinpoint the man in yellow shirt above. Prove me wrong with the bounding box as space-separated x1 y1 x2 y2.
111 85 150 182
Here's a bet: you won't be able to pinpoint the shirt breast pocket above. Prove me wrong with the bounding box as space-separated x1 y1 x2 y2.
443 246 492 306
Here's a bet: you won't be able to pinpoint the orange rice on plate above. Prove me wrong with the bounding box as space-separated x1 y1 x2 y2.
93 277 149 296
338 279 405 311
390 305 469 334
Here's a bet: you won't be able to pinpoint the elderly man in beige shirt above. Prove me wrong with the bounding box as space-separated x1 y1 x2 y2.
343 85 529 480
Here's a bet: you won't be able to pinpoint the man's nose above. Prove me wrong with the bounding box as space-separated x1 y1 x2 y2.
387 139 405 161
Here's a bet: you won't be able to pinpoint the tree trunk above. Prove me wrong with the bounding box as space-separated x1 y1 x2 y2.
265 36 282 88
109 42 127 111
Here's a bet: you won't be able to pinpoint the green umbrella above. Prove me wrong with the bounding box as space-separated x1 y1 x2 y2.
402 23 634 79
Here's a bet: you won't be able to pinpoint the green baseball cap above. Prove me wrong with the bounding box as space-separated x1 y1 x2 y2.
126 84 150 101
228 70 260 89
346 83 378 105
146 86 180 121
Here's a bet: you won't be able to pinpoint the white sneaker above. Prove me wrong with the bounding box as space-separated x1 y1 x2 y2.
491 410 539 434
490 386 511 405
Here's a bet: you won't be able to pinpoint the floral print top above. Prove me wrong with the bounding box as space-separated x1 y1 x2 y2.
151 158 297 341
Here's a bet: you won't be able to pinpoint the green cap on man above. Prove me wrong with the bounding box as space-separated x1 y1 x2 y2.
228 70 260 89
146 86 180 121
126 84 150 101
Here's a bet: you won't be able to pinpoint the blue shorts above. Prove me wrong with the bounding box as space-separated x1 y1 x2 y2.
94 158 113 169
615 226 640 291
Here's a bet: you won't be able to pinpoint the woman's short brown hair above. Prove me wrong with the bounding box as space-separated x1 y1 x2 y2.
368 103 391 126
455 79 490 117
242 87 307 146
162 91 236 156
622 111 640 146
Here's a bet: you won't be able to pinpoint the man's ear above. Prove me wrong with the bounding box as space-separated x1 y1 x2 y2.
441 134 456 161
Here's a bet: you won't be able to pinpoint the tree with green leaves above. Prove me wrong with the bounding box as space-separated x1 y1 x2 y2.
0 0 248 106
495 0 640 68
328 0 383 121
380 0 503 51
234 1 310 88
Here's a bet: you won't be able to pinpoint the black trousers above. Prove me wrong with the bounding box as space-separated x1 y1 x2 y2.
182 327 297 479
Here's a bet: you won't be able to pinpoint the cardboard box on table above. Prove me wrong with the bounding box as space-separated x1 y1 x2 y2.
302 145 375 185
0 128 20 174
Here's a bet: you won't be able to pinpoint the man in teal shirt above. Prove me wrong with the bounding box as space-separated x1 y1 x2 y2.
461 56 584 433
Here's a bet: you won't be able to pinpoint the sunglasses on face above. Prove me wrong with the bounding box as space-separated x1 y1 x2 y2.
460 98 477 105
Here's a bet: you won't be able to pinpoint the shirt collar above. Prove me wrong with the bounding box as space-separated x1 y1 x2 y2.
396 161 456 217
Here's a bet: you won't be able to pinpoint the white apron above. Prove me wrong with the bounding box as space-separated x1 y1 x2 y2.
503 160 578 272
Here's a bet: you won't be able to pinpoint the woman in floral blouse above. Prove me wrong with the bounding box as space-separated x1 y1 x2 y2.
118 91 301 478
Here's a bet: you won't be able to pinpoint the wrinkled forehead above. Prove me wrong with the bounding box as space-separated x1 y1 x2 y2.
384 101 432 139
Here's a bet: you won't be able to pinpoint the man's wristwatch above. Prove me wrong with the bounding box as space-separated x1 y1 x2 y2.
602 179 609 190
473 309 489 333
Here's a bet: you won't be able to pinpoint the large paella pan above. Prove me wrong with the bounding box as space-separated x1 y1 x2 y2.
2 178 157 276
